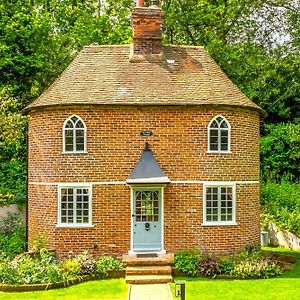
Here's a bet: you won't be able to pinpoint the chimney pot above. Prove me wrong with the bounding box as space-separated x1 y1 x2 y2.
136 0 144 7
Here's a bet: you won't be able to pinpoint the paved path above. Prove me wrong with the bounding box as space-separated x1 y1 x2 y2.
129 284 173 300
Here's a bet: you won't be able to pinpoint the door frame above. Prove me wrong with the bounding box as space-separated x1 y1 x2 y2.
129 184 167 255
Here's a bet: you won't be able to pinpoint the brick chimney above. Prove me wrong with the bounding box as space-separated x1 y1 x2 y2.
131 0 164 56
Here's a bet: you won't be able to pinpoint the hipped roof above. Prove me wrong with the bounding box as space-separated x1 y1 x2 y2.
24 44 265 116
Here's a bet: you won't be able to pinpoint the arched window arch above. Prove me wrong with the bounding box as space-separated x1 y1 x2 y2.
63 115 87 153
208 116 231 152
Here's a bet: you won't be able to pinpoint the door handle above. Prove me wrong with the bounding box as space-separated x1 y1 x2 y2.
145 222 150 231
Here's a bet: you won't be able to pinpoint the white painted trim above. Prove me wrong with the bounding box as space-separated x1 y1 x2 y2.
130 187 134 253
129 186 165 254
201 222 237 226
61 151 88 154
206 151 232 154
207 115 231 152
161 186 166 253
29 180 259 186
57 184 93 228
202 182 237 226
56 224 95 228
62 115 87 153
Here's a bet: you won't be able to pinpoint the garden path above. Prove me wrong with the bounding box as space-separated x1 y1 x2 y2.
128 283 173 300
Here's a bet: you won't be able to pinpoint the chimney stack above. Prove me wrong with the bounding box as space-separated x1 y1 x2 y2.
136 0 144 7
131 1 164 56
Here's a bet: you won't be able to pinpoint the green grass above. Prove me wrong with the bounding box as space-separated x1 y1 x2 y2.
171 247 300 300
0 279 128 300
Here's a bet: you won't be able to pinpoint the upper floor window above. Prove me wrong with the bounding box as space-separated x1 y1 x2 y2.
208 116 230 152
63 115 87 153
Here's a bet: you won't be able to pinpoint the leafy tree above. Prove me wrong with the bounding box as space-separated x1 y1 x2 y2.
0 88 27 206
261 122 300 182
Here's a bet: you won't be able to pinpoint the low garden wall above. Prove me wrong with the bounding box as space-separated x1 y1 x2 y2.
268 222 300 251
0 204 26 221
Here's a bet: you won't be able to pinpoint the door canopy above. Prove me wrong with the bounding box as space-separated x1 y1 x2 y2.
126 143 170 184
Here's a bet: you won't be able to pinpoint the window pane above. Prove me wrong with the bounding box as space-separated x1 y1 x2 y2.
210 129 218 137
65 120 74 129
220 120 228 128
221 130 228 138
221 143 228 151
76 120 84 128
216 117 223 124
71 116 78 123
211 120 219 128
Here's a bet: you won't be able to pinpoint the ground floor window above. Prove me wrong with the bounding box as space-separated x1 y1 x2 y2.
57 185 92 227
203 183 236 225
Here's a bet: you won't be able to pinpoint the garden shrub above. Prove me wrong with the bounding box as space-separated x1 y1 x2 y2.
59 259 82 277
231 260 282 279
198 256 220 277
219 258 234 274
174 249 202 276
96 256 124 276
0 212 26 257
0 249 64 285
75 251 97 275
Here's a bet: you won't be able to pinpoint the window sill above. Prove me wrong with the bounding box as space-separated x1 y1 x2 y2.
206 151 232 154
62 151 88 154
56 224 94 229
201 222 237 226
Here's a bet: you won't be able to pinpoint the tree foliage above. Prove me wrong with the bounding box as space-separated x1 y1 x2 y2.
0 0 299 206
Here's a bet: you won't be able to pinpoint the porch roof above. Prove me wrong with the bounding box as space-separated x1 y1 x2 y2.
126 143 170 184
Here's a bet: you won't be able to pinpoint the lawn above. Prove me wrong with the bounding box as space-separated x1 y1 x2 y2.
0 279 128 300
170 247 300 300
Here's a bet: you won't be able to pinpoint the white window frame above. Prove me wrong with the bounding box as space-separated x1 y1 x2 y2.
57 183 93 228
202 182 237 226
207 115 231 153
62 115 87 154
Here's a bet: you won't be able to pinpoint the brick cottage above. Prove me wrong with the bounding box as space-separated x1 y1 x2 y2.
24 1 265 258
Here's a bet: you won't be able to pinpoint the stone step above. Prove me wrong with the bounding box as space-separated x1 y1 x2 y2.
123 254 174 267
126 275 173 284
126 265 172 276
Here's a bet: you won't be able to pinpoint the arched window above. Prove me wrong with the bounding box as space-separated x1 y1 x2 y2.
63 115 87 153
208 116 230 152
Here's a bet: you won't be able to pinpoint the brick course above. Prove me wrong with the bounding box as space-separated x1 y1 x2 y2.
28 105 260 257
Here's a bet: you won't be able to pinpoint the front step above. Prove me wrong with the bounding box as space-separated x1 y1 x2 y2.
126 275 173 284
126 266 172 276
123 253 174 266
123 253 174 284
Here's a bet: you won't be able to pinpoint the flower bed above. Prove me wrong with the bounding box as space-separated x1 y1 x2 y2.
0 249 125 292
173 247 289 279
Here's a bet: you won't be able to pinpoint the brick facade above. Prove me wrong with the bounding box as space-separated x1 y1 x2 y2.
27 105 260 257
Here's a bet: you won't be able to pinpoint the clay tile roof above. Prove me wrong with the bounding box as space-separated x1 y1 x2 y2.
126 142 170 184
24 44 265 115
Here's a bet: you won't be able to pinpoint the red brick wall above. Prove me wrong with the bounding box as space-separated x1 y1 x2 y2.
27 105 260 257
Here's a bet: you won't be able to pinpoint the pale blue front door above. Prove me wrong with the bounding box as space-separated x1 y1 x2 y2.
132 189 162 252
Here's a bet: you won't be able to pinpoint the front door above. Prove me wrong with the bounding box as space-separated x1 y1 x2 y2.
132 188 162 252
